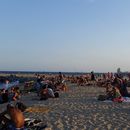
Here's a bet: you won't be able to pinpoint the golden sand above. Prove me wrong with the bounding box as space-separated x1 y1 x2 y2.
26 106 50 113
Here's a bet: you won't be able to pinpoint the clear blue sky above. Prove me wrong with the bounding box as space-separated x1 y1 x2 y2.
0 0 130 72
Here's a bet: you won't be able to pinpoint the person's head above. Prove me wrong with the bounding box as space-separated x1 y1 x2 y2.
15 102 27 112
11 87 15 92
7 104 14 112
5 90 8 93
91 71 94 74
1 89 5 93
5 80 9 84
41 84 47 89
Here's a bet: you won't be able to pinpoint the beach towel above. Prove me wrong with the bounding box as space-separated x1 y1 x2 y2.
103 97 130 103
24 118 47 130
113 97 124 102
0 116 47 130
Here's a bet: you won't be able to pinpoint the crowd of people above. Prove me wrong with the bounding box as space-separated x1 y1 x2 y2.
0 87 21 104
0 72 68 130
35 72 68 100
0 77 21 104
0 72 130 129
0 72 69 104
67 72 130 102
98 73 130 102
1 72 130 103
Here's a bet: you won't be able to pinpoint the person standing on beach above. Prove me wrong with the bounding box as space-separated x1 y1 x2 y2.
91 71 95 81
59 72 63 84
91 71 96 86
3 79 10 90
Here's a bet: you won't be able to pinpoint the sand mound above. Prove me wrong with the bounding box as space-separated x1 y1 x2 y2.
26 106 50 113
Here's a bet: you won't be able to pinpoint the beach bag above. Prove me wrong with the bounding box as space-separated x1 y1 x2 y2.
98 95 107 101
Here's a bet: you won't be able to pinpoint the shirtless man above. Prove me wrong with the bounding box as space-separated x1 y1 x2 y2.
0 104 25 130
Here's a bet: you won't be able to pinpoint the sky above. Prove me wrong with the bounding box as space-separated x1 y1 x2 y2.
0 0 130 72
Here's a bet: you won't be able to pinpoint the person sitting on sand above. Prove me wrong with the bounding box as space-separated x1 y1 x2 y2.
8 87 15 102
13 87 21 101
47 87 55 98
98 82 123 102
106 82 114 100
39 85 49 100
121 79 130 97
7 104 25 129
56 82 68 92
112 86 124 102
40 84 59 100
0 104 25 130
116 78 130 97
9 87 21 101
0 90 3 103
1 89 9 103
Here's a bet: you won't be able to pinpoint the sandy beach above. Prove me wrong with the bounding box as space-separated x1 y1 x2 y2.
1 83 130 130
